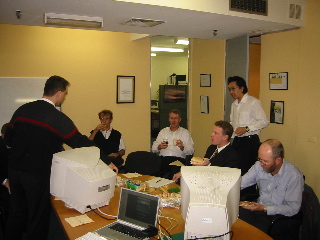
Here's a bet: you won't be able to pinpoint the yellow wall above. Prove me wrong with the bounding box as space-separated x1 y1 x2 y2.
1 0 319 198
260 0 320 196
189 38 226 157
0 24 151 156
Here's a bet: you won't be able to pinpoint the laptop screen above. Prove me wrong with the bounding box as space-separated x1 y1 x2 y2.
118 188 160 228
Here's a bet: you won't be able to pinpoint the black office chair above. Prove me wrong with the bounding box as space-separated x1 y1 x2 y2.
123 151 162 176
268 183 320 240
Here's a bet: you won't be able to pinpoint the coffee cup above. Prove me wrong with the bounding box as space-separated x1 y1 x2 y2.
173 139 178 146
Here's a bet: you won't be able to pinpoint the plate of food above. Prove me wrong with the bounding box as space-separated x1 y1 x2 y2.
239 201 255 207
190 156 204 165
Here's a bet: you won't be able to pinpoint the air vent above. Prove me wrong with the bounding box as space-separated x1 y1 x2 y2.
121 18 166 27
289 4 302 20
230 0 268 16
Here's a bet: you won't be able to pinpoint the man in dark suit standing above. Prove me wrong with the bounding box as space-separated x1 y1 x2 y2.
4 76 95 240
173 120 240 182
0 123 10 238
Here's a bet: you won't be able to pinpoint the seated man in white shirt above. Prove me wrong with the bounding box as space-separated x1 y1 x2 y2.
152 109 194 179
89 109 125 170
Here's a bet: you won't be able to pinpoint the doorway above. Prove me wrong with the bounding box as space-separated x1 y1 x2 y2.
150 36 189 145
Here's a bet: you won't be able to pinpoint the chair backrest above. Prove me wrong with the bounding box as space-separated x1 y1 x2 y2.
301 183 320 240
124 151 162 176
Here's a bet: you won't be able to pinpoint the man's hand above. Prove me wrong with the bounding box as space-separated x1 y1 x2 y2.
235 127 247 136
192 158 210 166
158 142 168 150
4 179 10 193
175 140 184 151
241 202 265 212
108 162 119 173
95 123 107 131
172 172 181 182
108 153 119 158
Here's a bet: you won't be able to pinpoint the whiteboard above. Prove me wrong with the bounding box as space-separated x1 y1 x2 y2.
0 77 47 128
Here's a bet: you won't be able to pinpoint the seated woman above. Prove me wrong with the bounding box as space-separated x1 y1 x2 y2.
89 109 125 168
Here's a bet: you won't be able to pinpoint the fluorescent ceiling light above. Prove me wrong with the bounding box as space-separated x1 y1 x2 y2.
176 39 189 45
151 53 157 56
44 13 103 28
151 47 184 53
15 98 37 103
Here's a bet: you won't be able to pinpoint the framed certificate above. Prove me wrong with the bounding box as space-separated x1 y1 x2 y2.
200 95 209 113
269 72 288 90
117 76 135 103
200 74 211 87
270 100 284 124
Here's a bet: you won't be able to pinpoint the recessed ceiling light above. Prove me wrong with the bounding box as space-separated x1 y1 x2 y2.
176 39 189 45
44 13 103 28
151 47 184 53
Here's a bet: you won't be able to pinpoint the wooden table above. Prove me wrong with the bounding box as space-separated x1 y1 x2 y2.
51 174 272 240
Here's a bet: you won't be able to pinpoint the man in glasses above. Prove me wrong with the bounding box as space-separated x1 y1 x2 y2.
239 139 304 239
227 76 269 175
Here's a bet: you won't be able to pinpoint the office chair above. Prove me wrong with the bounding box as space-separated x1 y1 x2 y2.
123 151 162 176
268 183 320 240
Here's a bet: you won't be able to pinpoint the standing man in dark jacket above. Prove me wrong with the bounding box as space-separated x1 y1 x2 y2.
0 123 10 237
4 75 96 240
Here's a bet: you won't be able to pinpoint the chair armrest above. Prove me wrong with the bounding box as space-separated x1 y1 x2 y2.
267 211 303 235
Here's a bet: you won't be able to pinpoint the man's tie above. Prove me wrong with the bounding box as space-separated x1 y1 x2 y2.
210 148 218 159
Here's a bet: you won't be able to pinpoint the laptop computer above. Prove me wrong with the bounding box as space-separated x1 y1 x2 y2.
94 188 160 240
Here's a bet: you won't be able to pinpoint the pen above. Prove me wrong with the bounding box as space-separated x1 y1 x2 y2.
156 179 162 183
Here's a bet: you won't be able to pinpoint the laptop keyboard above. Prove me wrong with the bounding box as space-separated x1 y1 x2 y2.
109 223 146 239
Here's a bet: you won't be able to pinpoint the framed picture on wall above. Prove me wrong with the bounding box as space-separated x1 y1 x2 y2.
163 85 186 103
270 100 284 124
200 95 209 113
117 75 135 103
200 74 211 87
269 72 288 90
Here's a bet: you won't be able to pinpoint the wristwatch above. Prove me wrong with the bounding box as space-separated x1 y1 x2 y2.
245 126 250 132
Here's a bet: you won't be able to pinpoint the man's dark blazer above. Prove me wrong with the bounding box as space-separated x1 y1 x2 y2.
204 144 240 169
0 137 8 184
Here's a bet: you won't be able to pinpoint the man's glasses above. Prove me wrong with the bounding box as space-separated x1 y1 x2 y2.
227 87 239 92
257 158 275 165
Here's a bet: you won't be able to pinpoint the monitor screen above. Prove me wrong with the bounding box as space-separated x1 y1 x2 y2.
176 75 187 85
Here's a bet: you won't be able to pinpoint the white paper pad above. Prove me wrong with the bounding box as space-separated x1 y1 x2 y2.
65 214 94 227
146 178 174 188
122 173 142 178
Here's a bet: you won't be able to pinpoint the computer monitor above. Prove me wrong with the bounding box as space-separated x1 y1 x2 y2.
180 166 241 240
50 146 117 214
176 75 187 85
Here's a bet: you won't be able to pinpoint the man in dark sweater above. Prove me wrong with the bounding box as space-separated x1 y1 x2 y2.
4 75 96 240
89 109 125 171
0 123 10 237
173 120 240 182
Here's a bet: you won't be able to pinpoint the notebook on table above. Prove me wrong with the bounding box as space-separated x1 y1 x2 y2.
94 188 160 240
